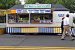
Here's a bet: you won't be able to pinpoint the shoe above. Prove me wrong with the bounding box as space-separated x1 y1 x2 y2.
61 39 65 40
71 39 75 41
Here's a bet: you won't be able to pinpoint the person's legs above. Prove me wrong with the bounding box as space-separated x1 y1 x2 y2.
61 27 63 34
66 26 74 40
61 26 67 39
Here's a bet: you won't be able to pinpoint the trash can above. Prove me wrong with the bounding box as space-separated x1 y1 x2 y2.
0 28 5 35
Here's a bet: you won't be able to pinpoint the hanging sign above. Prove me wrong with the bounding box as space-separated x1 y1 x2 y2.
24 4 51 8
10 10 16 13
27 9 51 13
16 9 23 13
16 9 51 13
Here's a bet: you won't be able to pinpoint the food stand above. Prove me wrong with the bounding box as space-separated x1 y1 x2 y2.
6 4 69 34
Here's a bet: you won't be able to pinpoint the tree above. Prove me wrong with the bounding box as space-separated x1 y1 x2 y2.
62 0 75 13
26 0 36 4
26 0 75 12
26 0 57 4
0 0 19 9
25 0 63 4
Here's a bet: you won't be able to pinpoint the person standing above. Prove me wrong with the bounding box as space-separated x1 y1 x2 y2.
61 17 64 34
61 14 74 40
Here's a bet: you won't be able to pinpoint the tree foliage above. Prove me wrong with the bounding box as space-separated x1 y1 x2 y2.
0 0 18 9
26 0 36 4
62 0 75 13
0 0 75 13
26 0 63 4
26 0 75 12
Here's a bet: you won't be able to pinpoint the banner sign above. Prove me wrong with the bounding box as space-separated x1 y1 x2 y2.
58 14 64 17
27 9 51 13
16 9 51 13
16 9 23 13
10 10 16 13
24 4 51 8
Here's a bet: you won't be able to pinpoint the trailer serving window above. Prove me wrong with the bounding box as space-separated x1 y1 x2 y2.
0 10 6 23
17 14 29 24
31 13 52 24
0 15 6 23
8 14 29 24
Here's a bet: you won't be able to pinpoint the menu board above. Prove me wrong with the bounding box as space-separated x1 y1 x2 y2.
27 9 51 13
16 9 51 13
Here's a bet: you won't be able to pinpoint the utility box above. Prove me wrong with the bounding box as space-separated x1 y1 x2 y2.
0 28 5 34
0 23 6 35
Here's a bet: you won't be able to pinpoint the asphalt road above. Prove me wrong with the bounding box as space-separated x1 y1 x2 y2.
0 34 75 47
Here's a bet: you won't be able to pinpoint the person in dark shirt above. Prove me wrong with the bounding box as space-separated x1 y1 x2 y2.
61 17 64 34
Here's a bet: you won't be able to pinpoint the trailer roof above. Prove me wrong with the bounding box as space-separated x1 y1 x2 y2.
9 4 69 11
52 4 69 11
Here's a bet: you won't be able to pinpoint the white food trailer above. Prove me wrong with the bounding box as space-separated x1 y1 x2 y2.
6 4 70 34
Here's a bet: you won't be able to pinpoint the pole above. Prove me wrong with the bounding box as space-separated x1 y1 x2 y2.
29 13 31 24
